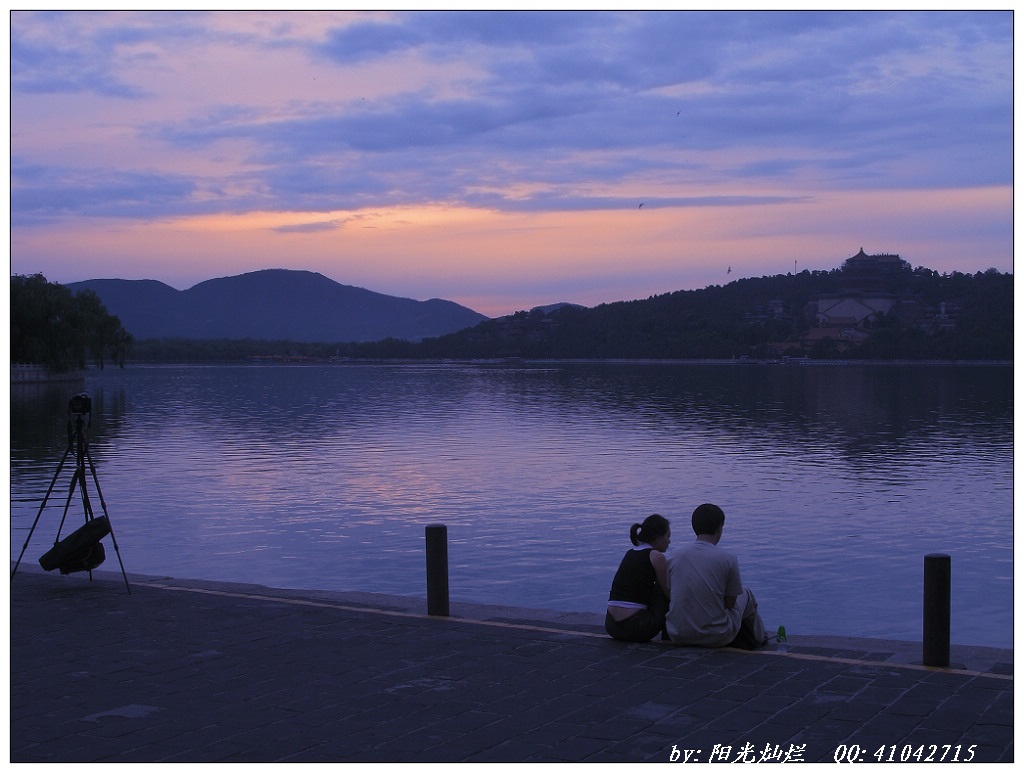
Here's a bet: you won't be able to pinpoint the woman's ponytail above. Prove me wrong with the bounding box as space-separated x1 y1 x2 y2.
629 523 644 546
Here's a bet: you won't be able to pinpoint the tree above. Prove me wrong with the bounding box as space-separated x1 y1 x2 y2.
11 274 133 371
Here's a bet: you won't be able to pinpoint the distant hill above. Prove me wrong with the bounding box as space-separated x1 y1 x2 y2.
345 256 1013 362
531 302 586 314
67 269 488 343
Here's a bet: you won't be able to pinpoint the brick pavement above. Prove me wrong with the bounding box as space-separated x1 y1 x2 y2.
9 566 1013 763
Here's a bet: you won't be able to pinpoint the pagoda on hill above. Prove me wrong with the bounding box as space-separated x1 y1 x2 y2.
839 247 910 293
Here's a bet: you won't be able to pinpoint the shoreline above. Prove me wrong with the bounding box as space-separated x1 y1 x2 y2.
14 564 1012 676
82 357 1013 369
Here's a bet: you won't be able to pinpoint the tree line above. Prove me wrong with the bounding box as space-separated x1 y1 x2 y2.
11 273 133 371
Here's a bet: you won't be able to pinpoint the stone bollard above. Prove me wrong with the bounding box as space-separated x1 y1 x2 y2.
425 524 450 616
922 553 951 667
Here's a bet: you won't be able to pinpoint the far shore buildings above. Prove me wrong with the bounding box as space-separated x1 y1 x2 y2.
805 249 900 351
768 248 955 356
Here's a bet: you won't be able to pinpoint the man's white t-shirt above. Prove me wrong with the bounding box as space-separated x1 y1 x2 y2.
666 540 746 646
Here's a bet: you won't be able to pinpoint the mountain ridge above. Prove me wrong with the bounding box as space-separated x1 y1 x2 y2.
67 269 488 343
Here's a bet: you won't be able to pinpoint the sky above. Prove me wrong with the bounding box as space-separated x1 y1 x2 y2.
8 10 1014 318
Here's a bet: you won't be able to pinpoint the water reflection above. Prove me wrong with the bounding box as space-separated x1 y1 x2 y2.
9 362 1012 648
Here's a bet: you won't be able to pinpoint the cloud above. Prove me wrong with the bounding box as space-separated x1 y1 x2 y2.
271 218 345 234
8 11 1012 314
11 33 149 98
318 11 609 66
318 18 426 63
11 156 198 224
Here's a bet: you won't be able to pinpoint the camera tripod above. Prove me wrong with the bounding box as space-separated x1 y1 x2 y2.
12 393 130 594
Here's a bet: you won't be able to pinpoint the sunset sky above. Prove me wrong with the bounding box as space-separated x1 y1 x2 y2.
9 10 1013 317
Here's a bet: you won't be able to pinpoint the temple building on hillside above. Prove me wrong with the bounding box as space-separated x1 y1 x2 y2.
778 249 912 355
765 248 966 357
816 248 909 327
815 293 894 327
838 247 910 292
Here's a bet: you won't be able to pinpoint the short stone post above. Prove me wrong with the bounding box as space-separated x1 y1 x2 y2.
425 524 450 616
922 553 951 667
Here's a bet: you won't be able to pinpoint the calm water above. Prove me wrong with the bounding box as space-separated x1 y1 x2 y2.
10 362 1013 648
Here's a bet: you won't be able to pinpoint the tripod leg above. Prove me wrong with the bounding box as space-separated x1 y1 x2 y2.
11 446 72 579
85 446 131 594
56 411 87 540
55 466 83 542
76 466 98 584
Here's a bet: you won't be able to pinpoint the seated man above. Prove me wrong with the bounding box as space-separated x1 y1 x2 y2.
666 503 767 648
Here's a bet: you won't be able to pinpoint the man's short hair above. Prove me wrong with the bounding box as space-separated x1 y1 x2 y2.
691 503 725 536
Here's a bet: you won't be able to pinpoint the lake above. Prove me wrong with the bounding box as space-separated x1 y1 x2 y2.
9 361 1013 648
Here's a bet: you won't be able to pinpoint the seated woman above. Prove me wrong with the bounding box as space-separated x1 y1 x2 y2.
605 513 671 642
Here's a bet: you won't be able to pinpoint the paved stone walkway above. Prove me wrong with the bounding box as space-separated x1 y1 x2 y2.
10 566 1013 763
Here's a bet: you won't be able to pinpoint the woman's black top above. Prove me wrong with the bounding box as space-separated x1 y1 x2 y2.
608 548 657 606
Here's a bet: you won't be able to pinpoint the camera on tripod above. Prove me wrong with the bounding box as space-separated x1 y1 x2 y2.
11 390 131 593
68 392 92 415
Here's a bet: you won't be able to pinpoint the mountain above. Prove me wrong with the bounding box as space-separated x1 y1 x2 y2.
67 270 489 343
